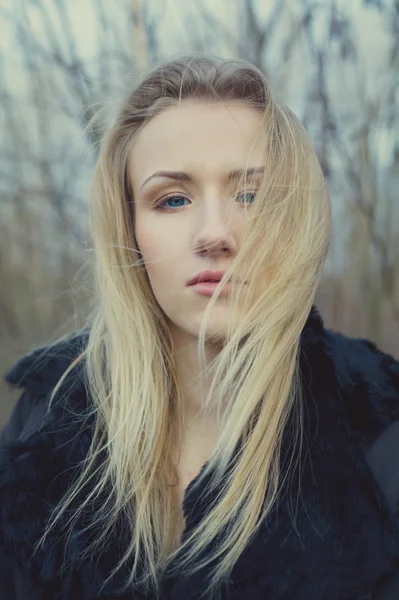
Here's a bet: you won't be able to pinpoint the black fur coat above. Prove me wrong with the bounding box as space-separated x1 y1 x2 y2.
1 306 399 600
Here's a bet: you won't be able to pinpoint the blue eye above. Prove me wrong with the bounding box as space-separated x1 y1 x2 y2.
238 192 257 204
153 191 257 211
154 195 189 211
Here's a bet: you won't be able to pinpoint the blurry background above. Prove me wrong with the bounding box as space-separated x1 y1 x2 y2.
1 0 398 426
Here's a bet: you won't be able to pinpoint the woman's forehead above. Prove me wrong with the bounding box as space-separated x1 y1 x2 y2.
128 103 266 190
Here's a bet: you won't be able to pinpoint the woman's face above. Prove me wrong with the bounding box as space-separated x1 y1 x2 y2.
128 100 264 346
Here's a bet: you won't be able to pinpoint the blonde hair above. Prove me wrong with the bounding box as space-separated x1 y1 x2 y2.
37 53 331 599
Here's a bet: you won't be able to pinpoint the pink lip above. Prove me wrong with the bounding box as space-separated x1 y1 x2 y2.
189 281 233 296
187 270 228 286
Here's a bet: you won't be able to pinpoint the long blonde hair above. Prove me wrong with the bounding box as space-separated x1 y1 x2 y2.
37 53 331 599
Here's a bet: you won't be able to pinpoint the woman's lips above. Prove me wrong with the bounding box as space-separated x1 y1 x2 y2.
189 281 233 296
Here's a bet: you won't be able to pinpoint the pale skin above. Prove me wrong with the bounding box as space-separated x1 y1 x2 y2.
128 100 265 503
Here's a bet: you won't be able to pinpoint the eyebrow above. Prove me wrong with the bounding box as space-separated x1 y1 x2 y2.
140 167 265 192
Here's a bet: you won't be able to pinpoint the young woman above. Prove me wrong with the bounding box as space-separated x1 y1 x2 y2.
1 54 398 600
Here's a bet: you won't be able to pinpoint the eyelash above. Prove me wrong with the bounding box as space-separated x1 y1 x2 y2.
153 191 258 212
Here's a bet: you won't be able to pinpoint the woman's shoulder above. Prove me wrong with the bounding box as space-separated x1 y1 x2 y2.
3 329 89 393
323 325 399 437
0 331 94 583
302 306 399 436
323 325 399 514
1 329 89 443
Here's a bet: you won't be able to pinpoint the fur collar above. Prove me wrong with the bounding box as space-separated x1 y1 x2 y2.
1 306 399 599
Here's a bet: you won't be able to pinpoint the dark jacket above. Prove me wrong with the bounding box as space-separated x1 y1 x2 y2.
1 305 399 600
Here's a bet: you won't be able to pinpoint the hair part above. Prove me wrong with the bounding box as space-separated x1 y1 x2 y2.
36 52 331 600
